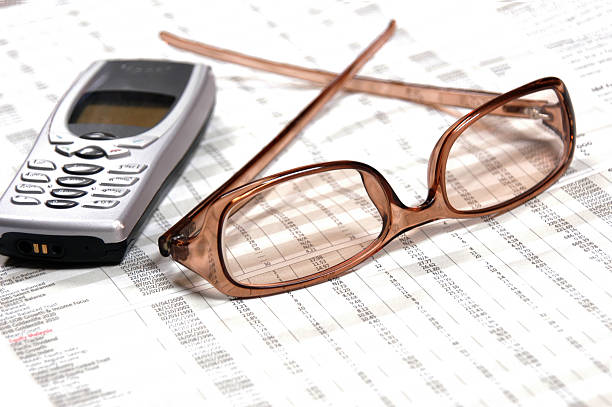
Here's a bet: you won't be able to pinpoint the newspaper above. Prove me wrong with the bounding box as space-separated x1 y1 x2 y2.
1 0 612 405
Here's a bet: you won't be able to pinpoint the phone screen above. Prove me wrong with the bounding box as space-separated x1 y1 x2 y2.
69 91 175 129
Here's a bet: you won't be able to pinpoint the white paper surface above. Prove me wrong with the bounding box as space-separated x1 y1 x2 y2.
1 1 612 405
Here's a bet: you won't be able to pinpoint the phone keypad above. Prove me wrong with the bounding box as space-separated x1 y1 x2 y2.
11 155 143 209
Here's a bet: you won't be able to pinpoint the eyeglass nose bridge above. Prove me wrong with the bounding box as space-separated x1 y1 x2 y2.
356 162 449 245
383 192 446 242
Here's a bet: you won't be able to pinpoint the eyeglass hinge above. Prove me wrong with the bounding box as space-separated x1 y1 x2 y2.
525 107 550 120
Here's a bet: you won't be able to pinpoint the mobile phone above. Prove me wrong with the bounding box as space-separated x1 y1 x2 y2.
0 59 215 264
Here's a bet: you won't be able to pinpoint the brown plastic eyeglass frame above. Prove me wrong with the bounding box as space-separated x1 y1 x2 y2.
158 21 576 298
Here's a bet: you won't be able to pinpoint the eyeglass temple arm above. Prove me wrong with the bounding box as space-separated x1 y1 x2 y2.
159 30 544 118
159 21 396 256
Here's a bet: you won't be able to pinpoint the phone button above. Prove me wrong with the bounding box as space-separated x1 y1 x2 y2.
100 176 138 187
55 145 80 157
28 159 56 171
49 133 73 144
93 188 129 198
21 172 50 183
108 163 147 174
116 136 157 149
51 188 87 199
15 184 44 194
11 195 40 205
80 132 116 141
45 199 78 209
83 199 119 209
105 147 130 159
75 146 106 159
63 163 104 175
56 176 96 188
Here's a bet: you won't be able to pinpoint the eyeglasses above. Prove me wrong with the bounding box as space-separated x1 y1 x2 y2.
158 21 576 298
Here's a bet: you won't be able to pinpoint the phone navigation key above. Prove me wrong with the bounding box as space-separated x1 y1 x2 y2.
75 146 106 159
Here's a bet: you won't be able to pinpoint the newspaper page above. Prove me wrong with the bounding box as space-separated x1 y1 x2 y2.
1 0 612 405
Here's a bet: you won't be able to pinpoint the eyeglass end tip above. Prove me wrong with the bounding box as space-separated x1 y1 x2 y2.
159 31 172 43
158 236 171 257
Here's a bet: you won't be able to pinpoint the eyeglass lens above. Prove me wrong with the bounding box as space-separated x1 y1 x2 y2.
445 89 565 211
221 169 384 286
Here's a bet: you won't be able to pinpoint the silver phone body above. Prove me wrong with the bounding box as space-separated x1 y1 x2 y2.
0 60 215 263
